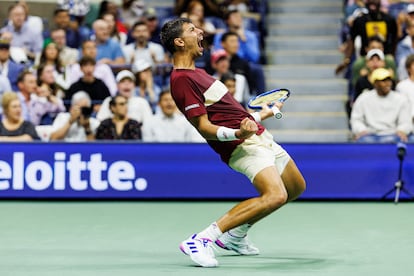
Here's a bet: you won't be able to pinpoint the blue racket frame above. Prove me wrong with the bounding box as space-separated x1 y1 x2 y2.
247 88 291 110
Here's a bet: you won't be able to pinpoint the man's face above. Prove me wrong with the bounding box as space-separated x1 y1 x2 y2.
366 56 385 71
82 41 97 59
221 35 239 55
94 21 110 42
51 30 66 48
366 0 380 13
132 24 150 43
374 78 392 96
54 11 70 28
81 63 95 78
9 6 26 29
177 22 204 57
20 73 37 93
0 47 10 62
159 92 177 117
227 12 243 30
117 78 135 98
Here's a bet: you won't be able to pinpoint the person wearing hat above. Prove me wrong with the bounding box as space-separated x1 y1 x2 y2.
396 3 414 41
351 67 412 143
353 48 395 105
143 7 162 45
210 49 250 105
96 69 153 124
132 59 161 112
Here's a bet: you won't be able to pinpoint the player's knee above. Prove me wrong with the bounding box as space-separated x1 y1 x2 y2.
263 191 288 211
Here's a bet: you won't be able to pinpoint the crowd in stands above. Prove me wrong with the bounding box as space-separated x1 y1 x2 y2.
337 0 414 143
0 0 268 143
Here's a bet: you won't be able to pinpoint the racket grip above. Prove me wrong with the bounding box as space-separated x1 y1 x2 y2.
271 106 282 119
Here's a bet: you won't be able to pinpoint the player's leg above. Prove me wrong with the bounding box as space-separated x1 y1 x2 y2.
280 158 306 202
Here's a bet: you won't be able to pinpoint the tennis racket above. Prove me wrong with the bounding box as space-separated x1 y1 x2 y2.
248 88 290 119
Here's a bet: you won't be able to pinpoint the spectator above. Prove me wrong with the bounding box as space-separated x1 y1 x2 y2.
353 49 394 103
67 40 117 95
174 0 222 18
96 70 153 123
66 56 111 112
351 35 396 87
210 49 249 104
1 3 43 62
181 1 216 42
213 9 260 64
56 0 91 44
0 91 39 141
396 54 414 129
52 8 83 49
132 59 160 110
35 42 71 91
119 0 146 30
34 66 66 125
123 21 165 67
37 63 66 99
142 90 204 142
50 28 79 67
100 12 127 47
0 39 25 91
395 3 414 40
219 31 255 94
95 95 142 140
143 8 162 45
336 0 398 73
50 91 99 141
98 1 128 34
396 19 414 80
0 75 11 115
350 68 412 143
92 19 126 66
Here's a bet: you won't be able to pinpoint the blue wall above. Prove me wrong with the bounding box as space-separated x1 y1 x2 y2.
0 143 413 200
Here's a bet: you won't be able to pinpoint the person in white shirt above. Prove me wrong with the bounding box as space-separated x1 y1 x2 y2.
96 70 153 124
396 53 414 132
49 91 99 141
123 21 165 67
351 68 413 143
142 90 204 142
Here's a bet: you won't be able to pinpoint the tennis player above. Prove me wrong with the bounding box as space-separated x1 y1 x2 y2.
160 18 306 267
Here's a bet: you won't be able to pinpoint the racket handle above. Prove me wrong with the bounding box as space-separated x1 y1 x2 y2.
271 106 282 119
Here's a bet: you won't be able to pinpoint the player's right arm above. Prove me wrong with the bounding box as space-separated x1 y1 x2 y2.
189 114 258 141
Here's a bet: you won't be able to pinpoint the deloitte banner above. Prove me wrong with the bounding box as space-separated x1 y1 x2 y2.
0 142 254 199
0 143 413 199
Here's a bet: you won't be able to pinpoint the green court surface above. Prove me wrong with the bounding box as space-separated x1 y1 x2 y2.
0 201 413 276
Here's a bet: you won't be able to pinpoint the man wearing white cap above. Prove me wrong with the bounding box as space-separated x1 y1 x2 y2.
351 68 412 143
96 70 153 124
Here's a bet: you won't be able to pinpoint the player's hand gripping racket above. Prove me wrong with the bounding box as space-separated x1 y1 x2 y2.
248 88 290 119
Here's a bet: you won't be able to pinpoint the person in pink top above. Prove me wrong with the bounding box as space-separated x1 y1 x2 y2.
160 18 306 268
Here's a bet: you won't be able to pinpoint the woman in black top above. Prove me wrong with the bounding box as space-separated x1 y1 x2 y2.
0 92 39 141
95 95 142 140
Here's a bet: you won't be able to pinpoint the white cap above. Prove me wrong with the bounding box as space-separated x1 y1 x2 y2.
116 70 135 82
366 49 384 60
132 59 152 73
407 4 414 14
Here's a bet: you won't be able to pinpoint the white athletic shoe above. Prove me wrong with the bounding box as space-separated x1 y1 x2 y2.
180 234 219 267
215 232 260 255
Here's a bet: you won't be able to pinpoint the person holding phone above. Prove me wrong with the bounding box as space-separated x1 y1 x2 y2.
49 91 99 141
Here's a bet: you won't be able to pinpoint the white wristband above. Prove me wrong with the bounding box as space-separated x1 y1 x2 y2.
251 112 261 122
216 126 238 141
271 106 283 119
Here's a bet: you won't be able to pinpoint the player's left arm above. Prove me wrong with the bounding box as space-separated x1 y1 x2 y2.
251 102 284 122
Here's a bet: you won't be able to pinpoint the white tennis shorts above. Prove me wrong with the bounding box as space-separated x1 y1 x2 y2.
228 130 291 182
